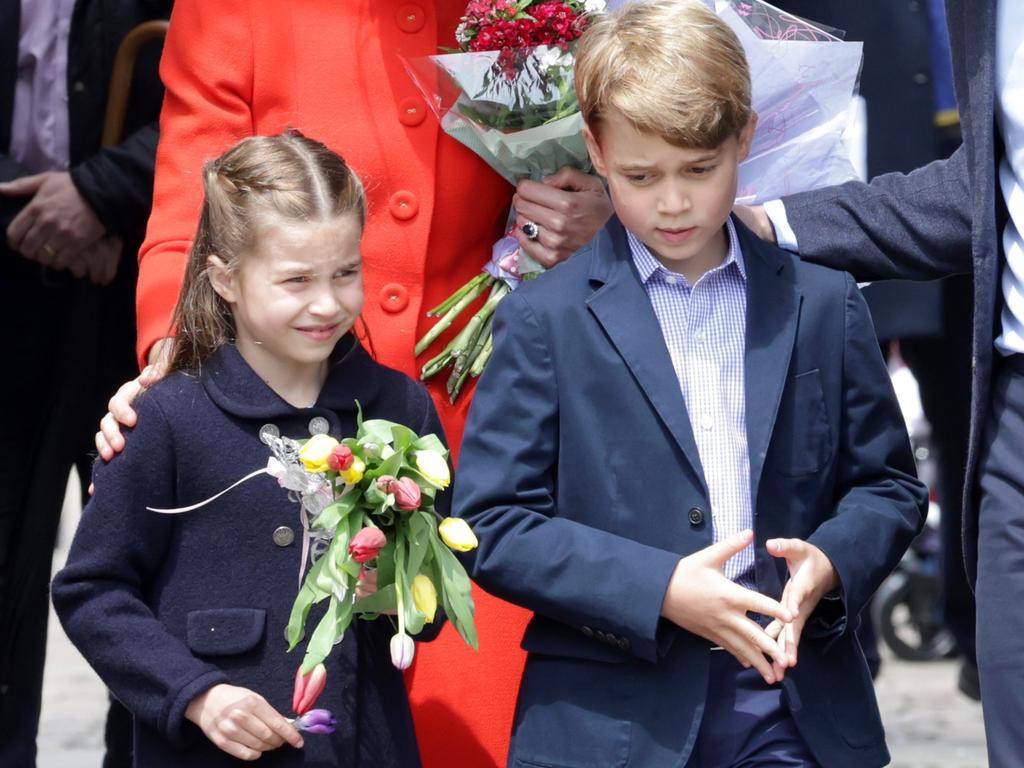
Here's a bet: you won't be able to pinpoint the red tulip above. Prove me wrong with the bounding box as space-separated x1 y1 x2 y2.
292 663 327 715
392 477 422 511
348 527 387 563
327 445 354 471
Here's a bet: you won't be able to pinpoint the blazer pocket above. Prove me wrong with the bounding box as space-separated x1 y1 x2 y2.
186 608 266 657
771 369 833 476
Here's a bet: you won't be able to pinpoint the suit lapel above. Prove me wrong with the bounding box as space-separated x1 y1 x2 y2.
739 223 802 510
585 220 708 493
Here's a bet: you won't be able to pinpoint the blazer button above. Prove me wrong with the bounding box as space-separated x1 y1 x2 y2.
617 637 631 651
688 507 705 526
379 283 409 313
389 190 419 221
273 526 295 547
395 4 426 33
398 97 427 127
594 630 607 643
581 626 594 638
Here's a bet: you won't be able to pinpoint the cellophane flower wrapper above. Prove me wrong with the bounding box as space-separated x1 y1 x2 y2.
268 408 477 678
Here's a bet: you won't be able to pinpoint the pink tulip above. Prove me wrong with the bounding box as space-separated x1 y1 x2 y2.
392 477 422 511
348 527 387 563
327 445 354 472
292 663 327 715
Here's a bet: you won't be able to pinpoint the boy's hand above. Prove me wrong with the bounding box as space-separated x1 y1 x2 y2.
764 538 840 670
661 530 794 685
185 683 304 761
512 166 612 268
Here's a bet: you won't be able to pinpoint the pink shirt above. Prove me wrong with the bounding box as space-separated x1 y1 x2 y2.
10 0 75 173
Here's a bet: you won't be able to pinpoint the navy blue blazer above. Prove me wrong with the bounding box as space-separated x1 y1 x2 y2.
52 340 445 768
783 0 995 584
454 217 927 768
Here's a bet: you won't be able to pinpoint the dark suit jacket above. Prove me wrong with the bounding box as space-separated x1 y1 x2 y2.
454 217 927 768
0 0 169 242
781 0 995 583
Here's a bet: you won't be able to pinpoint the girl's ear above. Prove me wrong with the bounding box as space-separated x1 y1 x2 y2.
207 255 237 304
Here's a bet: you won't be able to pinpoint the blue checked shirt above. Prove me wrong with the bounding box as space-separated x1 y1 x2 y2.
627 220 755 588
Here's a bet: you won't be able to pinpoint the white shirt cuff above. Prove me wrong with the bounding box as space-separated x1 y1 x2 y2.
763 199 799 253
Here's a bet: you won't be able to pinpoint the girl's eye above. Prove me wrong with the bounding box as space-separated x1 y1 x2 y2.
334 268 358 279
690 165 716 175
626 174 650 184
285 276 309 284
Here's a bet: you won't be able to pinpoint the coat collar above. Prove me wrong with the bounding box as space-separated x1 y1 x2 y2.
200 335 382 420
585 216 802 503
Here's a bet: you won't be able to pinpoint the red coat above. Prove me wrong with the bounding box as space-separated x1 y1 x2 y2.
137 1 530 764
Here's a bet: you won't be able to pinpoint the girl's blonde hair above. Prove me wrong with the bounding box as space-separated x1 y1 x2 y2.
167 130 366 372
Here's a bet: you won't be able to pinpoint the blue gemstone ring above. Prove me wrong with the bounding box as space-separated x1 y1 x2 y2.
520 221 541 241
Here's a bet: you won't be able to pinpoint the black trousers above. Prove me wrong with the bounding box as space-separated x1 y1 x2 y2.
976 354 1024 767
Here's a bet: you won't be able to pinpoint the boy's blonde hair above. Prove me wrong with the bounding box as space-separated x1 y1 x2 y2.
168 130 366 372
575 0 752 148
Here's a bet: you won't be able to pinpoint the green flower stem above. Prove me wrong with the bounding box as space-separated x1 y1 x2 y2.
448 314 494 400
469 334 493 378
414 276 493 356
426 271 491 317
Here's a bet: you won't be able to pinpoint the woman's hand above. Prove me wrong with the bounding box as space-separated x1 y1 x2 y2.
512 166 612 268
94 339 173 461
185 683 304 761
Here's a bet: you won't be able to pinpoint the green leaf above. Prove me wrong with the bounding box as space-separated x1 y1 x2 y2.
353 583 398 615
366 449 405 481
405 512 431 578
411 434 447 455
389 424 417 453
302 597 341 671
429 536 478 649
313 494 360 532
360 418 403 446
286 555 330 650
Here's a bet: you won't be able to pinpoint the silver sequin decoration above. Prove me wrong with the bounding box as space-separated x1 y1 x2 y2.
308 417 330 436
259 424 280 445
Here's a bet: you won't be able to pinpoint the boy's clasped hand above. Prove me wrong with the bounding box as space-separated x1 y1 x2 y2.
660 529 839 686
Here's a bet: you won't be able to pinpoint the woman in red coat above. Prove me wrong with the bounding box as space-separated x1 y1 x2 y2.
103 1 611 766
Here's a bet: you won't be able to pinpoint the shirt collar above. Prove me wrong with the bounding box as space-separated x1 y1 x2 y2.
628 217 747 285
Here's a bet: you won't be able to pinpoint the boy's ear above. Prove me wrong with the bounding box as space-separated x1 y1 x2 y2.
583 125 608 178
737 112 758 163
206 255 237 304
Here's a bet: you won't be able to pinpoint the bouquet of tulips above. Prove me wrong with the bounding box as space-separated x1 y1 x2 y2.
405 0 606 401
260 408 478 720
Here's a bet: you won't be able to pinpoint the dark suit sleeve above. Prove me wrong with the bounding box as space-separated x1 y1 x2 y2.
453 291 682 664
69 123 159 245
806 276 928 639
51 394 229 746
783 144 973 281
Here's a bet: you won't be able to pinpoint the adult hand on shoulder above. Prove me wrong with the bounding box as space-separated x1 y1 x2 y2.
94 339 173 462
513 166 612 268
185 683 304 761
67 235 123 286
1 171 105 264
660 529 794 685
763 538 840 669
732 204 776 244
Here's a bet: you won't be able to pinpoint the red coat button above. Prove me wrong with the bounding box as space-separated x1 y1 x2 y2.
398 97 427 127
389 190 419 221
396 4 425 33
380 283 409 313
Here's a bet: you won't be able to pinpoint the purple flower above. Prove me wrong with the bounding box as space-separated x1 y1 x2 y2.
294 709 338 735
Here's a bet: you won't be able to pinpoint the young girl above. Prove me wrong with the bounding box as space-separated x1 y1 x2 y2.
52 131 446 767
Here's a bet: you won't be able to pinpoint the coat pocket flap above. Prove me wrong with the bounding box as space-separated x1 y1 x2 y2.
187 608 267 656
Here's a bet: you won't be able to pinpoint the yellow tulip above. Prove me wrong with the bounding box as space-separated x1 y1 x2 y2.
339 457 366 485
299 434 340 472
411 574 438 623
439 517 478 552
415 450 451 488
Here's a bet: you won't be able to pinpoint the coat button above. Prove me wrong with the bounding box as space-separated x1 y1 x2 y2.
396 4 425 33
389 190 419 221
617 637 630 651
273 526 295 547
398 97 427 127
581 625 594 638
688 507 705 526
379 283 409 313
595 630 607 643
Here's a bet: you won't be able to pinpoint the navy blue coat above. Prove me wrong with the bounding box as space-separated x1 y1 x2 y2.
52 340 445 767
454 217 927 768
782 0 995 585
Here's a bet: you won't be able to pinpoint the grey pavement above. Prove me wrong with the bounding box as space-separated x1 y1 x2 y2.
37 488 988 768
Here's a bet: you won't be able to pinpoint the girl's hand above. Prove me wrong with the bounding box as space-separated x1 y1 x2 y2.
354 568 378 600
512 166 612 268
185 683 304 761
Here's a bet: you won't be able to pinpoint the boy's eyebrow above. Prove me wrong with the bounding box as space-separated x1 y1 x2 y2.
616 152 721 171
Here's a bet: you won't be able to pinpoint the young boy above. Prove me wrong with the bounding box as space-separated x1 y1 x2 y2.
453 1 927 767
